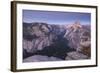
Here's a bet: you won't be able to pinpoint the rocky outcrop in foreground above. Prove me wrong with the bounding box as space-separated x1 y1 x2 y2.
23 55 62 62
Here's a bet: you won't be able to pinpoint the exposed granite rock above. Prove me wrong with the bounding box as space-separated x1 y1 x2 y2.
23 22 57 53
23 55 62 62
66 51 88 60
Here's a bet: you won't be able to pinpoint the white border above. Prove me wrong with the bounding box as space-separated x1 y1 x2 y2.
17 3 96 69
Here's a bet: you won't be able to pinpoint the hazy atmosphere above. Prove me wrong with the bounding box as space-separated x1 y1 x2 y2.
23 10 91 25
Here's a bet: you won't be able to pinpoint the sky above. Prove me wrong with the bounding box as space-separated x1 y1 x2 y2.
23 10 91 25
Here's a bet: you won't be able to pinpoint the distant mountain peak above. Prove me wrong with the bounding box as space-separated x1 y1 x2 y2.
74 21 81 25
65 21 82 31
73 21 82 28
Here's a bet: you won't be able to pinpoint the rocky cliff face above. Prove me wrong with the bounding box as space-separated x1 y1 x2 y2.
23 22 91 62
64 21 91 51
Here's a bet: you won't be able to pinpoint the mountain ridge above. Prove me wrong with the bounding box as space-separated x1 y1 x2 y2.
23 21 91 62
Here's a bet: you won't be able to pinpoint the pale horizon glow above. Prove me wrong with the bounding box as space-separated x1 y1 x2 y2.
23 10 91 25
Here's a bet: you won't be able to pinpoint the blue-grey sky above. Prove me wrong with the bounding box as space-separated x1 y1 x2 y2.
23 10 91 25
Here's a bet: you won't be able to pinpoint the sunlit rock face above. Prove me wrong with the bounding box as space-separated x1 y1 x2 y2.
23 21 91 62
64 21 91 53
